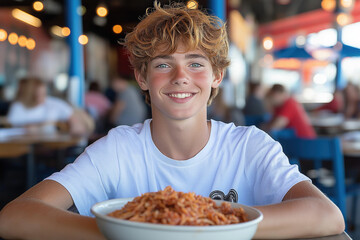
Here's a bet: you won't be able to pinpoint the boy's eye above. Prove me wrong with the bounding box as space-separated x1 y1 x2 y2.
190 63 203 68
156 64 169 68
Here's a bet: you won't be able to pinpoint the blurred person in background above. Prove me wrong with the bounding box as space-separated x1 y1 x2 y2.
0 85 10 117
6 77 93 136
263 84 316 139
85 81 111 120
208 88 244 126
243 82 269 127
243 82 267 116
343 82 360 119
108 76 147 127
85 81 111 135
104 80 117 104
313 89 344 114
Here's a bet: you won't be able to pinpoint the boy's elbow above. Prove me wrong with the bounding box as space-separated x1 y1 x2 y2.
318 202 345 236
330 208 345 235
0 202 14 238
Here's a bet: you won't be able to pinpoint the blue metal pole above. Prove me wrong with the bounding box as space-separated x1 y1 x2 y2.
209 0 226 22
65 0 84 108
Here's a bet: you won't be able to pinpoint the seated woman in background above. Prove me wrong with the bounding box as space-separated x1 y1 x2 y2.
6 77 93 135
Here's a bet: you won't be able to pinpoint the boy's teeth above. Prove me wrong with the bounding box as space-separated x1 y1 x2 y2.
169 93 192 98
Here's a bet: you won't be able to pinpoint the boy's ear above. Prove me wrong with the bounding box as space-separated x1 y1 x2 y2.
211 70 224 88
134 70 148 91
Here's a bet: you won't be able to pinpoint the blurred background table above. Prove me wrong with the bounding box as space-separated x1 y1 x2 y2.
0 128 84 188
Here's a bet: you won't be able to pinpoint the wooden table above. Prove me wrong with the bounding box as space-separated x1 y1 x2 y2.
0 129 84 188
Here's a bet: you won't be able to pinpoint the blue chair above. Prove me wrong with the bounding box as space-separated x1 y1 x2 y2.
276 136 360 228
244 114 270 127
270 129 299 166
270 128 296 140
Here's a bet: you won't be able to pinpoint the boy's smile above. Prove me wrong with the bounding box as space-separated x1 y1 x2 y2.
136 44 223 121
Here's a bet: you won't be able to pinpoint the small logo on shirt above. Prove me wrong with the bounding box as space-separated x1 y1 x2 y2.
209 189 238 202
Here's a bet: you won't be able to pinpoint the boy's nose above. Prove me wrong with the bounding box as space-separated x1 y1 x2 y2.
171 66 189 85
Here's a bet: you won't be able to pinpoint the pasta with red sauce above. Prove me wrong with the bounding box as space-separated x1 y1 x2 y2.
108 186 248 225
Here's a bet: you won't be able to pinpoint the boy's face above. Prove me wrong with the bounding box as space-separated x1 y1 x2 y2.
135 44 223 121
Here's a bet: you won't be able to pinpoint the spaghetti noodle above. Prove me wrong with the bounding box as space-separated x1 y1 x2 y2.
108 186 248 225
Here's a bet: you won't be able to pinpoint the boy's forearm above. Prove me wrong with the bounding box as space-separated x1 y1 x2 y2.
253 197 345 239
0 198 105 240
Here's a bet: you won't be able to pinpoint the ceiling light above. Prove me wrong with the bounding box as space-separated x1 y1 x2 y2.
321 0 336 12
78 34 88 45
0 29 7 41
62 27 71 37
336 13 352 26
262 36 274 51
295 35 306 47
51 25 63 37
33 1 44 11
113 24 123 34
8 32 19 45
26 38 36 50
96 4 108 17
18 35 27 47
12 8 42 27
340 0 354 9
186 0 198 9
77 6 86 16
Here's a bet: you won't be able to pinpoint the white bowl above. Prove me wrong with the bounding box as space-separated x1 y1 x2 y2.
91 198 263 240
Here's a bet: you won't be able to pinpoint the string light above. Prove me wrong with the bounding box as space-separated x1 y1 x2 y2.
113 24 122 34
62 27 71 37
0 29 7 41
18 35 27 47
8 32 19 45
336 12 351 26
26 38 36 50
78 34 88 45
96 5 108 17
262 36 274 51
321 0 336 12
186 0 198 9
33 1 44 11
340 0 353 9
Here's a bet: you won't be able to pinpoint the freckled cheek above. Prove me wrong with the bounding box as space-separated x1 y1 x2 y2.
147 73 169 91
191 72 213 85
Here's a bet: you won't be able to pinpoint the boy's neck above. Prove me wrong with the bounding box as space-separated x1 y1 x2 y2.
150 115 211 161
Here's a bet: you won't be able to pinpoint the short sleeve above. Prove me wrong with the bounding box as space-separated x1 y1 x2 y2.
244 128 310 205
46 130 121 216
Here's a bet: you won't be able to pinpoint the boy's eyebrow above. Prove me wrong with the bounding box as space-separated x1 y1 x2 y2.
151 55 174 61
185 53 209 61
151 53 209 61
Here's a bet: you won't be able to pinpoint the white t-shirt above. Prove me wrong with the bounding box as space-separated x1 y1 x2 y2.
47 119 309 216
7 96 73 126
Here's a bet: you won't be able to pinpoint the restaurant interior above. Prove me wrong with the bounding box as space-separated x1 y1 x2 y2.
1 0 360 239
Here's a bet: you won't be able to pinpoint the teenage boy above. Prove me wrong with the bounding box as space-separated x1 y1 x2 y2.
0 2 344 240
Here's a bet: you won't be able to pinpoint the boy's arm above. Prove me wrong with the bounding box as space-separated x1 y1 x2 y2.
253 181 345 239
0 180 106 240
